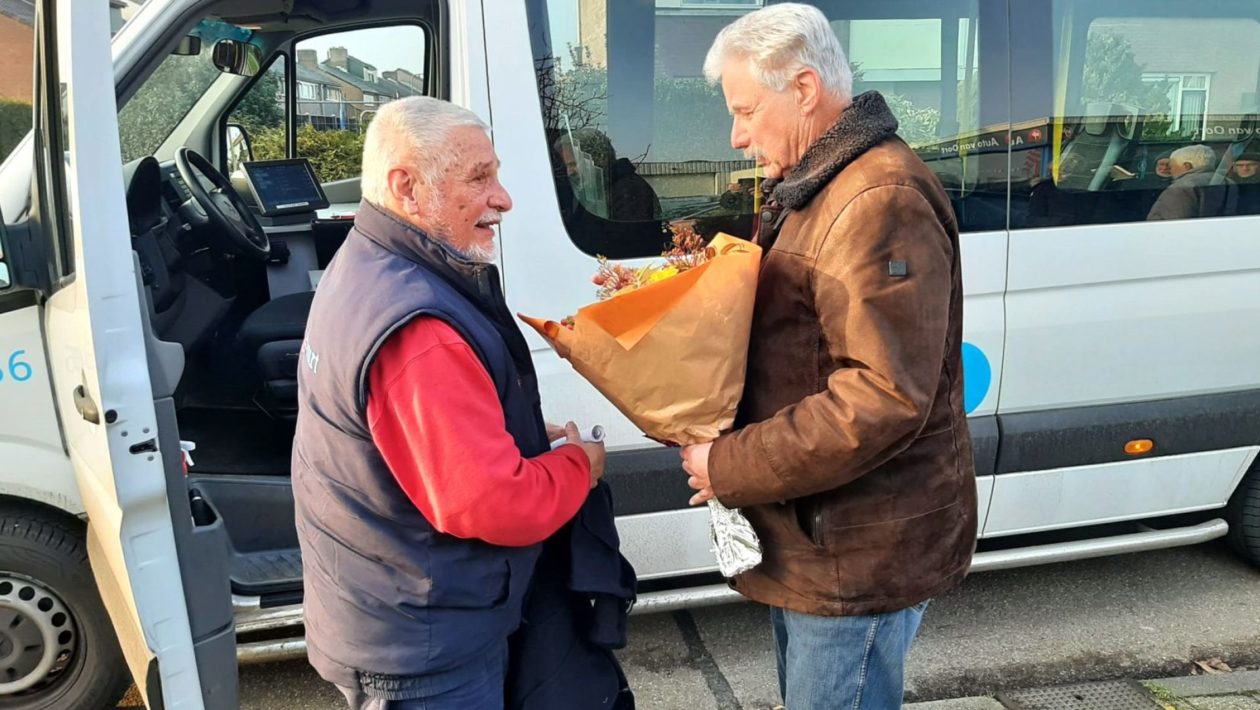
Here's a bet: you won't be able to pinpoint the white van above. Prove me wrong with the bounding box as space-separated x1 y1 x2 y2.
0 0 1258 707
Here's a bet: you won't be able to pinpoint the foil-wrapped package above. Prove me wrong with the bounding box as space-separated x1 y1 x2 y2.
708 499 762 577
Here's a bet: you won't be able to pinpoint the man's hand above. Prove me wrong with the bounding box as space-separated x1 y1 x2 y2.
545 421 566 444
680 442 714 506
565 421 606 489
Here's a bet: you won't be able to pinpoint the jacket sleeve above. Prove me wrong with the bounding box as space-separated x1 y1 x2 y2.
1147 184 1195 221
367 317 591 547
709 185 955 507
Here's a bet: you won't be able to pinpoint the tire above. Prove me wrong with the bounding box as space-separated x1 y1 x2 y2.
0 505 131 710
1226 461 1260 567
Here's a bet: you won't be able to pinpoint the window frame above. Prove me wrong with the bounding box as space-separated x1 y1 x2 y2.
288 20 435 141
217 51 289 173
217 20 438 173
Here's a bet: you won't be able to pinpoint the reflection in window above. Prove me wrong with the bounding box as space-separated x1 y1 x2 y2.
1012 3 1260 229
528 0 994 259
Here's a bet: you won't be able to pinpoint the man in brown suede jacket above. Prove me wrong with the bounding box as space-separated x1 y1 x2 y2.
680 5 977 708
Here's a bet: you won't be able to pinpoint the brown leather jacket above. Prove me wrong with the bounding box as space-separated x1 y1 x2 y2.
709 92 977 616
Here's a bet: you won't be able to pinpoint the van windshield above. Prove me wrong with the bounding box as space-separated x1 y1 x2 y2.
118 20 256 162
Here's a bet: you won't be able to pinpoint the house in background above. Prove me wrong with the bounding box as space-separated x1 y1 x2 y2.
294 50 349 129
318 47 423 123
291 47 424 130
2 0 142 104
0 0 34 103
382 68 425 96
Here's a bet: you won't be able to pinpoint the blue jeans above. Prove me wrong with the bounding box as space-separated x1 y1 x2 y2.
771 601 929 710
336 642 507 710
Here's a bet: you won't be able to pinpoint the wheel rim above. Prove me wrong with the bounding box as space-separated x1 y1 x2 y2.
0 574 77 696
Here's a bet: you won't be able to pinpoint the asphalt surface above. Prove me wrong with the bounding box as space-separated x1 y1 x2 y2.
121 540 1260 709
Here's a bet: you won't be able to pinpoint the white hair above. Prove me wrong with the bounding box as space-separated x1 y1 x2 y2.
1170 144 1218 172
703 3 852 100
360 96 489 207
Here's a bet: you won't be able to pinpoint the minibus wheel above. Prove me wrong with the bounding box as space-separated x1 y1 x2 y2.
0 504 130 710
1226 461 1260 567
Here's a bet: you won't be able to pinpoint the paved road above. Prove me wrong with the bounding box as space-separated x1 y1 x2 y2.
121 540 1260 709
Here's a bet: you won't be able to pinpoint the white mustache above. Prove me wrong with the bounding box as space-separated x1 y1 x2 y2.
743 146 763 161
476 212 502 227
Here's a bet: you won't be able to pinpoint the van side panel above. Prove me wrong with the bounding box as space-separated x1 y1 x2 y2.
0 300 83 515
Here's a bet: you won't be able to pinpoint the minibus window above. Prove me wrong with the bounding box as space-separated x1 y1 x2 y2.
527 0 1002 259
1010 0 1260 228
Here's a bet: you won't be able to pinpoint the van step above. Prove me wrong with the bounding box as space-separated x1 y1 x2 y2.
231 548 303 596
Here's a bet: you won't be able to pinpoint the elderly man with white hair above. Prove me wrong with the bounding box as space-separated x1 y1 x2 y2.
291 96 627 709
1148 143 1236 220
678 5 977 708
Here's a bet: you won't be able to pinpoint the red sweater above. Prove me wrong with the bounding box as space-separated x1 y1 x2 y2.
366 317 590 547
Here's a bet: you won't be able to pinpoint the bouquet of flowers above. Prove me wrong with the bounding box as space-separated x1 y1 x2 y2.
519 226 764 577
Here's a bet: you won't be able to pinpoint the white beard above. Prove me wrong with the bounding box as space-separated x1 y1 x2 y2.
462 240 498 264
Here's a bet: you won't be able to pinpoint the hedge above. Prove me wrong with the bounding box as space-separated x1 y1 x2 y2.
251 124 365 183
0 99 32 165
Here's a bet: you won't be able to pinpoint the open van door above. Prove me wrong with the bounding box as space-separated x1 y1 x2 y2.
30 1 227 707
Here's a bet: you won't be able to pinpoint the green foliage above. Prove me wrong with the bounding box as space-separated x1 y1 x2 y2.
1082 31 1184 140
1082 31 1172 113
251 124 364 182
883 93 942 148
229 67 284 135
249 126 286 162
0 99 31 165
118 54 222 162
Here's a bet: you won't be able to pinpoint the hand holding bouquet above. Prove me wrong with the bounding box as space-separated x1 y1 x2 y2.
519 226 764 577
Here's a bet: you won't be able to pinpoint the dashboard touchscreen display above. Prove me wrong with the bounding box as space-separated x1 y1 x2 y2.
242 159 330 216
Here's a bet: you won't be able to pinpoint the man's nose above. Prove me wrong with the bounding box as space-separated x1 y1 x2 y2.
730 121 750 151
491 181 513 212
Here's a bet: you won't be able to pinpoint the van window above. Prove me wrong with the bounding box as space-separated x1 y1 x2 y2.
1010 0 1260 228
292 25 428 183
527 0 1002 259
119 21 256 163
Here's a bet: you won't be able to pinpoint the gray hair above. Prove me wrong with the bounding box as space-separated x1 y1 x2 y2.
702 3 852 101
360 96 488 207
1170 144 1218 172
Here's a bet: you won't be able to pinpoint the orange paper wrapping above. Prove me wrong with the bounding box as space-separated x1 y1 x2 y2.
520 233 761 446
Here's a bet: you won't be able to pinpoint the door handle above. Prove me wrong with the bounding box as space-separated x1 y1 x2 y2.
73 384 101 425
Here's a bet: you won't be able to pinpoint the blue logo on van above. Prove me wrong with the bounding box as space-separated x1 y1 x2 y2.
961 342 991 414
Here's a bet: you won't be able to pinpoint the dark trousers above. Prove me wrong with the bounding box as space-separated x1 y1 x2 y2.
336 642 508 710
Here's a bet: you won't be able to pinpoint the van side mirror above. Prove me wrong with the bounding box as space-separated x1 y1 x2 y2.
172 35 202 56
212 40 264 77
226 123 254 175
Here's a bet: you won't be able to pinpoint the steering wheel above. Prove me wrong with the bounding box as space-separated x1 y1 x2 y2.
175 148 270 261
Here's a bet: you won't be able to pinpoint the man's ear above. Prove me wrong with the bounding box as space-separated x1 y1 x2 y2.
386 167 422 217
793 67 823 115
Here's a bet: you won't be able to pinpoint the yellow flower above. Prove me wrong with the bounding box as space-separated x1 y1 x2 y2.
647 266 680 284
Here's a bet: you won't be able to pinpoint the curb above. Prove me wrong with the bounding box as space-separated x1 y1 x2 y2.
906 671 1260 709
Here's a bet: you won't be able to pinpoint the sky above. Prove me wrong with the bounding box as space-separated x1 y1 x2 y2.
546 0 580 68
296 25 427 76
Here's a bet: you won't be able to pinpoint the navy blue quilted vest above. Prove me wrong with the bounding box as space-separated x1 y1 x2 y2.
293 201 549 690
